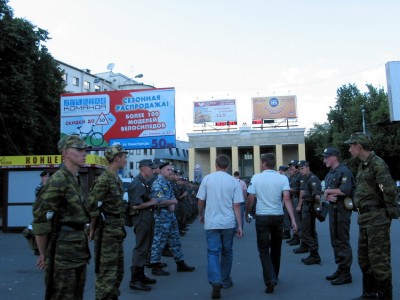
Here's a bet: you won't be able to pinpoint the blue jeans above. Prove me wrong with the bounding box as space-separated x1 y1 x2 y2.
206 228 236 287
255 215 284 286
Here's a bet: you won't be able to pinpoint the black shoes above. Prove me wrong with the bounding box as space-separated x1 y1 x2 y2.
176 260 195 272
265 282 277 294
326 270 340 281
331 274 352 285
129 280 152 291
151 263 170 276
293 246 308 254
288 237 300 246
212 284 221 299
302 256 321 265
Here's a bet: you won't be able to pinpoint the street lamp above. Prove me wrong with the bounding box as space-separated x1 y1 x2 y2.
361 105 366 134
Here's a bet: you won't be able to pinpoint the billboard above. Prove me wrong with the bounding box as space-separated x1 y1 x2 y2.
60 88 176 149
252 95 297 120
193 99 237 124
386 61 400 122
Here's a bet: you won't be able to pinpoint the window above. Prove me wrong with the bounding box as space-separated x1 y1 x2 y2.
136 149 141 155
61 73 67 81
183 149 187 157
169 148 173 155
176 148 180 156
144 149 148 155
149 149 153 155
94 84 100 92
83 81 90 90
72 76 79 86
129 162 134 169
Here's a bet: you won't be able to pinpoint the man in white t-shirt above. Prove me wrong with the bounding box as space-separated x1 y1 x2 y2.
197 154 243 299
246 153 297 295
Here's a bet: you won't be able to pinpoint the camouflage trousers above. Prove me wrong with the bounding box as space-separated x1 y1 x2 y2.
46 265 86 300
94 220 125 300
358 222 392 281
150 210 184 263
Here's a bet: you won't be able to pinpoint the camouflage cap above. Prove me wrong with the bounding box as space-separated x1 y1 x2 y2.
57 135 88 153
344 132 371 146
104 144 128 161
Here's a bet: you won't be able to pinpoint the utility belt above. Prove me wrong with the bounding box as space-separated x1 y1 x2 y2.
103 212 124 219
357 205 384 215
60 222 86 232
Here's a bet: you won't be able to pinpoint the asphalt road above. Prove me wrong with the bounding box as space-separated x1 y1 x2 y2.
1 213 399 300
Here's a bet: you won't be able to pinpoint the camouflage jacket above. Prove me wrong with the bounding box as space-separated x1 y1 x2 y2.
87 168 125 217
151 174 176 203
32 164 90 235
355 151 395 227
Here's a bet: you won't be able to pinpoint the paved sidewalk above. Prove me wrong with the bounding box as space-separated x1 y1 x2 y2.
1 214 399 299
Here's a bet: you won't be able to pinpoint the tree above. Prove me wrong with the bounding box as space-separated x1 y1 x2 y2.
305 83 400 180
0 0 65 155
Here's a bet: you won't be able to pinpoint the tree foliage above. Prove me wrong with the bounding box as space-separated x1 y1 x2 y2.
306 83 400 180
0 0 65 155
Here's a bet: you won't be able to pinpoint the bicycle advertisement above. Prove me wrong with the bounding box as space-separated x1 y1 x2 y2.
60 88 176 149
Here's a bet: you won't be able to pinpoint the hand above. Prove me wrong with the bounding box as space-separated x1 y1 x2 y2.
199 215 205 224
236 227 243 238
326 194 337 202
296 205 301 212
36 254 46 270
291 220 298 233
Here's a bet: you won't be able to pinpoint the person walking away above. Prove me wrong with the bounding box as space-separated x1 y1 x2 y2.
32 135 91 300
197 155 244 299
233 171 247 231
345 132 398 300
246 153 297 294
127 159 158 291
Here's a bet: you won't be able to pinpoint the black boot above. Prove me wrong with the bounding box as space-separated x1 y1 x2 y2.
176 260 195 272
326 269 340 281
293 243 308 253
352 273 378 299
302 250 321 265
377 278 392 300
282 230 291 239
139 266 157 284
129 266 151 291
151 263 170 276
331 268 352 285
288 235 300 246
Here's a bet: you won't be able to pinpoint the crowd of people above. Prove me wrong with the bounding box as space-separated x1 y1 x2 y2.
30 132 399 300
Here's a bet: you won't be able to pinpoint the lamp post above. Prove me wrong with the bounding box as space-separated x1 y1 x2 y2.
361 105 366 134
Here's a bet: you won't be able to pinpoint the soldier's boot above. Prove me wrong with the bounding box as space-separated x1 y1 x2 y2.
293 242 308 253
377 278 392 300
331 268 352 285
326 269 341 281
288 235 300 246
352 273 378 300
282 230 291 239
139 266 157 285
302 250 321 265
129 266 151 291
151 263 170 276
176 260 195 272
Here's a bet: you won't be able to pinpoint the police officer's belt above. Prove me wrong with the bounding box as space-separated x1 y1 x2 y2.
60 222 85 231
358 205 383 215
103 212 124 219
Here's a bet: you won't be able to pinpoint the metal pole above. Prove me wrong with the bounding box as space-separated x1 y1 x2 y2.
361 105 366 134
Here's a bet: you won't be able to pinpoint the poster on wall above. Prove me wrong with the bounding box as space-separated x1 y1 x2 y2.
252 95 297 120
60 88 176 149
193 99 237 124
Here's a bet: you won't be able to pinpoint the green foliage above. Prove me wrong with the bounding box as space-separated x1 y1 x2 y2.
305 83 400 180
0 0 64 155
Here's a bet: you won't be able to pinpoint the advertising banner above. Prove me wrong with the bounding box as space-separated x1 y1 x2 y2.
252 95 297 120
60 88 176 149
193 99 237 124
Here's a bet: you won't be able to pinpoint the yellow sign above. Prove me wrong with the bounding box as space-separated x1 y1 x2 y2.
252 95 297 120
0 154 108 168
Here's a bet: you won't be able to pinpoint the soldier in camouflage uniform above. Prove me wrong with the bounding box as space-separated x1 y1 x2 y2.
322 148 355 285
149 161 195 275
87 144 128 300
295 160 322 265
32 135 91 300
346 133 398 300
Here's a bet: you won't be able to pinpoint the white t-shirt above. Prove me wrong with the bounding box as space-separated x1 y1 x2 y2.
247 170 290 216
197 171 244 230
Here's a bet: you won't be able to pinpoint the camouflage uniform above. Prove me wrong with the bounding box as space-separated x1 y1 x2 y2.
150 174 185 264
87 169 126 300
324 162 355 276
354 151 394 298
32 164 90 300
300 170 321 261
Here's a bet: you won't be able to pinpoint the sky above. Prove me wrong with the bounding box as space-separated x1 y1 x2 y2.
8 0 400 141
